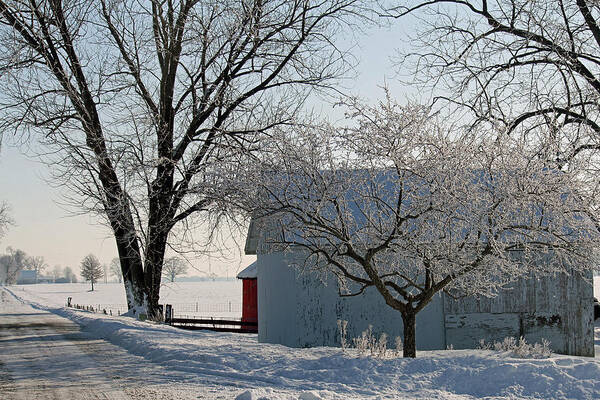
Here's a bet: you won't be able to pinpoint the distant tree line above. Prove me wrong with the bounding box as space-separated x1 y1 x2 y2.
0 247 133 286
0 248 78 285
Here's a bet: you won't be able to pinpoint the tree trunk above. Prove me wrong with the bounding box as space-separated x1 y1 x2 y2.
402 312 417 358
91 280 94 291
114 230 146 312
143 228 169 319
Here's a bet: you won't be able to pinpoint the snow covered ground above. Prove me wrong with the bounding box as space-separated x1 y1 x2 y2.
2 279 600 399
11 280 243 318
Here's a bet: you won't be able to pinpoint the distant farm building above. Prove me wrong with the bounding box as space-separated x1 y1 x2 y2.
244 220 595 357
16 270 54 284
16 270 37 284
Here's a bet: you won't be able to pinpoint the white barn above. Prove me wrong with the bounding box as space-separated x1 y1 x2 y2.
245 221 595 356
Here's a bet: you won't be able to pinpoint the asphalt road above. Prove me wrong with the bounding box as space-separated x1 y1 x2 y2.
0 287 135 399
0 287 244 400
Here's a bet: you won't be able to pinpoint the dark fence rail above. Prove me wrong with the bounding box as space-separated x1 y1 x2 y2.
65 298 255 333
168 316 258 333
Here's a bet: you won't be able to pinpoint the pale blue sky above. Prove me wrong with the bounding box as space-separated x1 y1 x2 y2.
0 16 414 276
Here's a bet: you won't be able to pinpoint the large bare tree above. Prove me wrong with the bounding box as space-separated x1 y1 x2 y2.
245 97 599 357
0 0 366 315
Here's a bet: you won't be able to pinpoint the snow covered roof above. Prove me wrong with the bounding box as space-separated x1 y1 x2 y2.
246 168 588 253
236 261 257 279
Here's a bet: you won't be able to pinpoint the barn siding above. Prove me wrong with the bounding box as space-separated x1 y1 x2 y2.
443 270 594 356
445 313 520 348
257 251 445 349
256 249 594 356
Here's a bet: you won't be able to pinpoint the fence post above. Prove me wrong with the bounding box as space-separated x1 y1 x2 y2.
195 302 198 312
229 301 231 312
165 304 172 324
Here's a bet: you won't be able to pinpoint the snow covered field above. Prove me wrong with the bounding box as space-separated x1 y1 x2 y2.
10 280 243 318
2 279 600 399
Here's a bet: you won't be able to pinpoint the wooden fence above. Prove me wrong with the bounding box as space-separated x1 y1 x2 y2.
66 298 256 333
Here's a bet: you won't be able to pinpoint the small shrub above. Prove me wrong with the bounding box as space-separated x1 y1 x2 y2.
477 336 552 359
374 333 387 358
352 325 373 356
337 319 348 351
394 336 403 357
341 323 394 359
477 339 491 350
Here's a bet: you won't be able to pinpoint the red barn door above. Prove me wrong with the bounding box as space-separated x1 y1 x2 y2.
242 278 257 331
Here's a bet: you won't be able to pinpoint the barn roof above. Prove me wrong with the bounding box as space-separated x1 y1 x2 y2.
237 261 257 279
244 167 588 256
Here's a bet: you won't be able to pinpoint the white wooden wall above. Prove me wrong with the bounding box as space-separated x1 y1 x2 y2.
257 252 445 349
443 270 594 356
255 252 594 356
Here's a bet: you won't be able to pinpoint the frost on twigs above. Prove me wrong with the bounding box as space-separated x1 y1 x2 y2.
352 325 389 359
338 321 395 359
477 336 552 359
394 336 403 357
337 319 348 351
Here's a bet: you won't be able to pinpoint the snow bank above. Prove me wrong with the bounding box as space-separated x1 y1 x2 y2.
6 285 600 399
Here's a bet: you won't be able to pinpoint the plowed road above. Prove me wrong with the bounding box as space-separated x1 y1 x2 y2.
0 288 234 399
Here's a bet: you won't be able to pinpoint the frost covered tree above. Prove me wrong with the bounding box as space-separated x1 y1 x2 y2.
25 255 47 283
0 247 26 285
245 97 599 358
390 1 600 166
162 257 188 282
80 254 103 291
109 257 122 283
0 1 367 315
63 266 76 283
0 202 12 241
52 265 63 283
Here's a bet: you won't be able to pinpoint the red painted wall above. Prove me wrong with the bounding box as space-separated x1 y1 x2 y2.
242 278 258 325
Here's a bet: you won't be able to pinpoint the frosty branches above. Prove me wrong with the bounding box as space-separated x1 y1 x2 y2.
0 201 12 240
109 257 122 283
390 0 600 165
162 256 188 282
245 97 599 357
80 253 103 291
